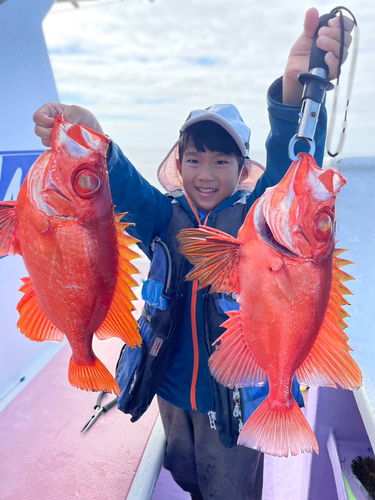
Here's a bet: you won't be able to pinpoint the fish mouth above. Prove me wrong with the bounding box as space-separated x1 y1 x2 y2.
255 199 299 258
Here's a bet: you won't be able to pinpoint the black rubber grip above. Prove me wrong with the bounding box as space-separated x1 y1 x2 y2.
309 12 337 72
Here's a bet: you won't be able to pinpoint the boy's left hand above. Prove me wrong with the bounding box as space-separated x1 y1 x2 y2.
283 8 355 105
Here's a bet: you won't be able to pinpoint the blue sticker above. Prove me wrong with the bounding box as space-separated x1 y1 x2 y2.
0 150 44 201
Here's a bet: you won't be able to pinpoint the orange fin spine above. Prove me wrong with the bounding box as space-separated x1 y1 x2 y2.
319 324 352 350
116 231 140 248
331 278 353 296
116 272 138 303
68 356 121 395
334 258 355 269
296 253 362 390
0 201 18 257
329 289 351 307
118 252 139 275
208 311 266 388
117 226 140 274
332 266 355 283
16 277 64 342
118 245 140 262
177 226 241 293
113 212 128 223
333 248 349 257
327 295 351 319
324 308 349 330
115 222 135 233
238 398 319 457
113 212 139 236
322 315 349 341
117 258 139 287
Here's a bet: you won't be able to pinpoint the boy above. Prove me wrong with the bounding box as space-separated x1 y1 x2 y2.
34 8 353 499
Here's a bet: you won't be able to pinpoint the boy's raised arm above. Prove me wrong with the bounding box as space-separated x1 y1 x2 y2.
251 8 354 201
106 142 172 258
33 104 172 258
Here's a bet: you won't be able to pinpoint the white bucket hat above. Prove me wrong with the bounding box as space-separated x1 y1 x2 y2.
157 104 265 194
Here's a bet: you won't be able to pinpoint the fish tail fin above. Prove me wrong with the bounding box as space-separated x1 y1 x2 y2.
238 398 319 457
68 357 121 396
177 226 241 293
0 201 18 257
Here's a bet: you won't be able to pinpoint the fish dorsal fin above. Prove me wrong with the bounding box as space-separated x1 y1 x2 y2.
0 201 18 257
17 277 64 342
296 250 362 390
177 226 241 293
95 220 142 347
209 310 266 388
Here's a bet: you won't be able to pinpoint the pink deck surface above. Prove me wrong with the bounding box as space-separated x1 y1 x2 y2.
0 335 159 500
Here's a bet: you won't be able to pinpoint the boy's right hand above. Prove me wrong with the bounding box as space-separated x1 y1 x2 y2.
33 103 104 148
282 8 354 105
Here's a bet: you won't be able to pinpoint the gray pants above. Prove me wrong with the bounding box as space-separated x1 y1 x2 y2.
157 396 264 500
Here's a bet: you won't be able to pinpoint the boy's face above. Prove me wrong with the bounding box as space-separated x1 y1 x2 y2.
177 142 246 212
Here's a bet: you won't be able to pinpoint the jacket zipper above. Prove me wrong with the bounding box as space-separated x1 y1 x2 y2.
204 293 243 435
233 388 244 433
184 199 211 413
190 280 199 411
203 292 217 429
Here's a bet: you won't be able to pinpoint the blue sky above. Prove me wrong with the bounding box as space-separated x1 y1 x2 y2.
43 0 375 173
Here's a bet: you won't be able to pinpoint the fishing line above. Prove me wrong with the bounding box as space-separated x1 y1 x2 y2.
326 7 358 158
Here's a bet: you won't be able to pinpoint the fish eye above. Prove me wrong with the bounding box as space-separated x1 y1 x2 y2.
314 213 332 240
73 166 101 197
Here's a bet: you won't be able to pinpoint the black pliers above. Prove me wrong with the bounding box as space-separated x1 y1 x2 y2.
81 391 118 433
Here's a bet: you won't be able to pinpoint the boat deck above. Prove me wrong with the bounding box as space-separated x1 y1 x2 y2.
0 330 307 500
0 337 162 500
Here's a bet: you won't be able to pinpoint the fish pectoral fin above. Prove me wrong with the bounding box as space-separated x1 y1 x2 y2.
271 259 294 302
209 310 266 388
95 226 142 348
296 252 362 390
177 226 241 293
0 201 18 257
17 277 64 342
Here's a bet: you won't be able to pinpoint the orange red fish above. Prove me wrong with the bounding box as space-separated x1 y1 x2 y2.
0 115 141 395
178 152 362 457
